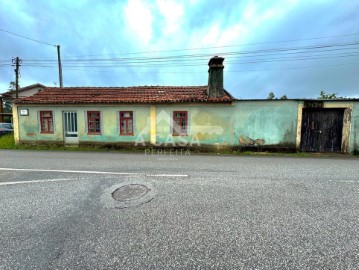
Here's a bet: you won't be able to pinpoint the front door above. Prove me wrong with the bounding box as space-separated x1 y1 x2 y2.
300 108 344 152
63 111 78 144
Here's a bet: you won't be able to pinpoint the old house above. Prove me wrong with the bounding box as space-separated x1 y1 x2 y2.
12 57 359 154
0 83 46 122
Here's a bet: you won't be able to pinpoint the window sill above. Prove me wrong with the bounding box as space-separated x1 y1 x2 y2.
88 132 101 135
40 132 54 134
119 133 134 136
172 134 188 136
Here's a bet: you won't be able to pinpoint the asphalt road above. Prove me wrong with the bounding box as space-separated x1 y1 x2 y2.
0 150 358 269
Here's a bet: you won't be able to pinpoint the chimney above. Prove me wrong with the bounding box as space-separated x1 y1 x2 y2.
207 56 225 97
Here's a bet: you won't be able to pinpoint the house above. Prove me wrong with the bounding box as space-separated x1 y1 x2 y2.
12 57 359 154
2 83 46 100
0 83 46 122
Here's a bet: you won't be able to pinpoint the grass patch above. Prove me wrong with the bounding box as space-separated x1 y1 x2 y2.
0 134 15 149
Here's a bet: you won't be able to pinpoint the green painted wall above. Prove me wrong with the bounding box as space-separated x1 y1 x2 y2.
16 101 359 154
232 101 299 147
17 106 64 142
155 104 234 146
17 105 151 144
155 101 299 147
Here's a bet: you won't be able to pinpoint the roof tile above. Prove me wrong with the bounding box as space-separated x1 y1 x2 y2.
15 86 233 104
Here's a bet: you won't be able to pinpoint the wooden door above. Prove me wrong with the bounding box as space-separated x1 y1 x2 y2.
301 108 344 152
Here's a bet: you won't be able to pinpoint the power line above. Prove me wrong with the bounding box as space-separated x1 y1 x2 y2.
19 62 357 73
62 32 359 58
0 28 56 47
227 62 358 72
10 32 359 60
21 40 359 65
18 46 359 69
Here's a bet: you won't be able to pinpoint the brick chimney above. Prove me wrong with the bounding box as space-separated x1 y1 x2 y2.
207 56 225 97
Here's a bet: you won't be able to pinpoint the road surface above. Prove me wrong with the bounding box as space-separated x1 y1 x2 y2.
0 150 358 269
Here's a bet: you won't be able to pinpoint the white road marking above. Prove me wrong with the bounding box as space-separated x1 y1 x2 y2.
146 174 189 178
0 167 189 178
0 178 75 186
329 180 359 183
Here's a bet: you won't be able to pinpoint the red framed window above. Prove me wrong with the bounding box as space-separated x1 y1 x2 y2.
87 111 101 134
120 111 133 135
173 111 188 136
40 111 54 133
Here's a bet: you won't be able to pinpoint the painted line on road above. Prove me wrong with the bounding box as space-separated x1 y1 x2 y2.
332 180 359 183
0 178 75 186
146 174 189 178
0 168 189 178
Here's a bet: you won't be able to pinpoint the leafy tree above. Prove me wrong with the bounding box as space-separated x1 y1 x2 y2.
9 81 16 91
267 92 276 100
318 91 344 99
1 81 17 113
2 99 12 113
267 92 288 100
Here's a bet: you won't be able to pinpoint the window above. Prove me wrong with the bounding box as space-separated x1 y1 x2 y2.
120 111 133 135
173 111 188 136
87 111 101 134
40 111 54 133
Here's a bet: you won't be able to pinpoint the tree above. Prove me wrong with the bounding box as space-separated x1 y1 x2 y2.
267 92 276 100
318 91 344 99
2 99 12 113
267 92 288 100
1 81 17 113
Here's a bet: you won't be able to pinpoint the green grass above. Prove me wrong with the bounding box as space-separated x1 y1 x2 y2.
0 134 15 149
0 134 144 152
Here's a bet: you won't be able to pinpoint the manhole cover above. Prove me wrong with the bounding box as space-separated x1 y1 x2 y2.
112 184 149 202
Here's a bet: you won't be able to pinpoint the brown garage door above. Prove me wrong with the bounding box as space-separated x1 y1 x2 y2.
301 108 344 152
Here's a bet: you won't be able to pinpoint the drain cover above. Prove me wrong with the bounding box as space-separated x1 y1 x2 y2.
112 184 149 202
101 182 155 209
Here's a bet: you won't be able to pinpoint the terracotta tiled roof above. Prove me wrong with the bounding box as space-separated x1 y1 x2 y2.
15 86 233 104
2 83 46 97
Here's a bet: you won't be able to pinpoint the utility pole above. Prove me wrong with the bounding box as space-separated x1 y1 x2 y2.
57 45 63 88
12 57 22 99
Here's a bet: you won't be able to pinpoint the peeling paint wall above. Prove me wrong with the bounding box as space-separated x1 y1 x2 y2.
14 100 359 154
155 104 234 146
232 101 299 148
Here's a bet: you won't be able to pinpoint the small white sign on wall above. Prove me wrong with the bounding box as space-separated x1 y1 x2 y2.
20 109 29 116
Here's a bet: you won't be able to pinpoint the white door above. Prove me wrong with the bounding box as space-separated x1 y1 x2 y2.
63 111 78 144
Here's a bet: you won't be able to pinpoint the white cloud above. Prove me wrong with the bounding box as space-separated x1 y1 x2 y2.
124 0 153 44
156 0 184 36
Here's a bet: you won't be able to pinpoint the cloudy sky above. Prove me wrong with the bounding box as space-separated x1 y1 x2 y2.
0 0 358 99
